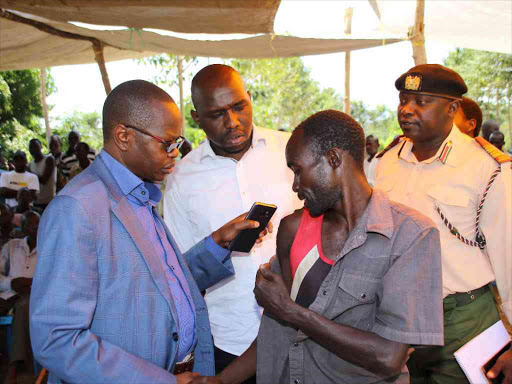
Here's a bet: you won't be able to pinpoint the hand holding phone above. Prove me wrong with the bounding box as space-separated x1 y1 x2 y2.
228 202 277 253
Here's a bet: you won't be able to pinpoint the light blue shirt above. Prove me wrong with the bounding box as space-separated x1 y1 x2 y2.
100 150 228 361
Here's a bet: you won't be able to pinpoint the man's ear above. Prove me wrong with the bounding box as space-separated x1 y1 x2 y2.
191 110 200 126
326 148 342 169
112 124 131 152
468 119 477 135
448 100 460 117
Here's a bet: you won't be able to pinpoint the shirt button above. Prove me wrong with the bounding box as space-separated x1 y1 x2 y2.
294 342 298 347
323 290 327 295
173 332 179 341
294 380 300 384
360 293 367 299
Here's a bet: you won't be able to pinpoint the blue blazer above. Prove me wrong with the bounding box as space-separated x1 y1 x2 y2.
30 156 234 384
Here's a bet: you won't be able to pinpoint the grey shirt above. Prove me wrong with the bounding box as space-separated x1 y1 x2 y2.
256 189 444 384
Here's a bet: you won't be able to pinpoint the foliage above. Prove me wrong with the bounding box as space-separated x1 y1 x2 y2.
53 111 103 152
229 57 344 131
444 49 512 149
140 54 198 88
350 101 401 148
0 69 56 157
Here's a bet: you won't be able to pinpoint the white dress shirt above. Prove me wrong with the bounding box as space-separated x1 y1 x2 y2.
0 237 37 300
375 126 512 321
164 126 302 355
364 155 379 187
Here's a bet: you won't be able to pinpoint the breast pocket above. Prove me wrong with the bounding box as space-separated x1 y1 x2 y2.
330 272 381 330
426 185 475 232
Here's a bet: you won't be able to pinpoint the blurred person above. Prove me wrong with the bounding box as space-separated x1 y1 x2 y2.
0 203 14 250
0 151 39 209
164 64 301 383
0 210 40 384
192 111 444 384
454 96 482 138
28 138 56 211
489 130 505 151
375 64 512 384
179 138 193 158
30 79 270 384
69 142 92 179
49 134 67 192
61 130 96 178
363 134 380 186
481 120 500 141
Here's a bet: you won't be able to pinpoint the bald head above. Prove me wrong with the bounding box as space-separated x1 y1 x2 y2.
191 64 247 110
103 80 176 141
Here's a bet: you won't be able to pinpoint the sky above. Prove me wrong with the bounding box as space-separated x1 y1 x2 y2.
45 1 455 125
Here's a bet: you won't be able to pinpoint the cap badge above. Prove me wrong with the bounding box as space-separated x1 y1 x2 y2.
405 75 422 91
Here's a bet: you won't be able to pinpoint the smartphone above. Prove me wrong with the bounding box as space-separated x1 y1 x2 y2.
228 202 277 253
482 341 511 384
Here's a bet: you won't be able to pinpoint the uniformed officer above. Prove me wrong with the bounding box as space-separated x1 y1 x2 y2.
375 64 512 384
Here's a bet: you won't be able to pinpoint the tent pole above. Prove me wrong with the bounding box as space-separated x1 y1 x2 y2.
177 56 185 135
40 68 51 144
92 41 111 94
344 7 353 115
410 0 427 65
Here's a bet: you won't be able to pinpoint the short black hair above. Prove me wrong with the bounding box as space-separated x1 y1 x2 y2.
29 138 42 146
366 134 379 145
21 210 39 229
76 142 90 152
459 97 483 137
295 110 365 170
102 80 175 141
12 150 27 161
50 134 61 144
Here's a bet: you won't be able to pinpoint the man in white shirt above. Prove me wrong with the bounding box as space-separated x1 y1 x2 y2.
375 64 512 384
0 210 39 384
0 151 39 209
164 64 301 382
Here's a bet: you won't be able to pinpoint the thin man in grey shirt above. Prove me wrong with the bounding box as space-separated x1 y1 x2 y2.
190 110 443 384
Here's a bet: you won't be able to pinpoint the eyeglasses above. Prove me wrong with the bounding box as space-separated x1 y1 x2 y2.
124 124 185 153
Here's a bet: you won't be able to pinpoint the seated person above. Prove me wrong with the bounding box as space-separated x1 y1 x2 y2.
192 111 444 384
0 211 40 384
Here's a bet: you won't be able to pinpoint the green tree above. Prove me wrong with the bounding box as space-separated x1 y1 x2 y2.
0 69 56 156
229 57 343 131
350 101 401 147
54 111 103 152
444 49 512 149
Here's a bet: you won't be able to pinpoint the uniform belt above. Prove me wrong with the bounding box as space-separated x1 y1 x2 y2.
173 353 194 375
445 285 490 307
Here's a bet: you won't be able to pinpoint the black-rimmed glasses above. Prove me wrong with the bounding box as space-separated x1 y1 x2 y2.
124 124 185 153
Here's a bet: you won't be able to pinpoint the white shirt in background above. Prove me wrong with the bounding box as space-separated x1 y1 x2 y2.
0 237 37 300
0 171 39 208
164 127 302 356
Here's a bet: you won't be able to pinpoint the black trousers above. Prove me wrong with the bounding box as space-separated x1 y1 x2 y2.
214 345 256 384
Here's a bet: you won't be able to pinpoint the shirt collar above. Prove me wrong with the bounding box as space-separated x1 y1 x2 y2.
22 237 37 257
99 150 162 204
363 189 394 239
199 124 267 162
398 125 462 167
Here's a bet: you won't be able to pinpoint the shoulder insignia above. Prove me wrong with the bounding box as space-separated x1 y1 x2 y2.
475 137 512 164
376 135 405 159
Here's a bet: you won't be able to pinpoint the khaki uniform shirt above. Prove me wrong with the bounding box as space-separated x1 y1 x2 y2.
375 126 512 322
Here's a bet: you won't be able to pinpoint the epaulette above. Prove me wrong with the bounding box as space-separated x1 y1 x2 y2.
376 135 405 159
475 137 512 164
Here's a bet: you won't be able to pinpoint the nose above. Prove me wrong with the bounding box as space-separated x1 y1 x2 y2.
292 176 299 193
168 147 179 158
224 109 240 129
399 100 414 117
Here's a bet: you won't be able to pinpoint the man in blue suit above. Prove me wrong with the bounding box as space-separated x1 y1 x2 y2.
30 80 265 384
